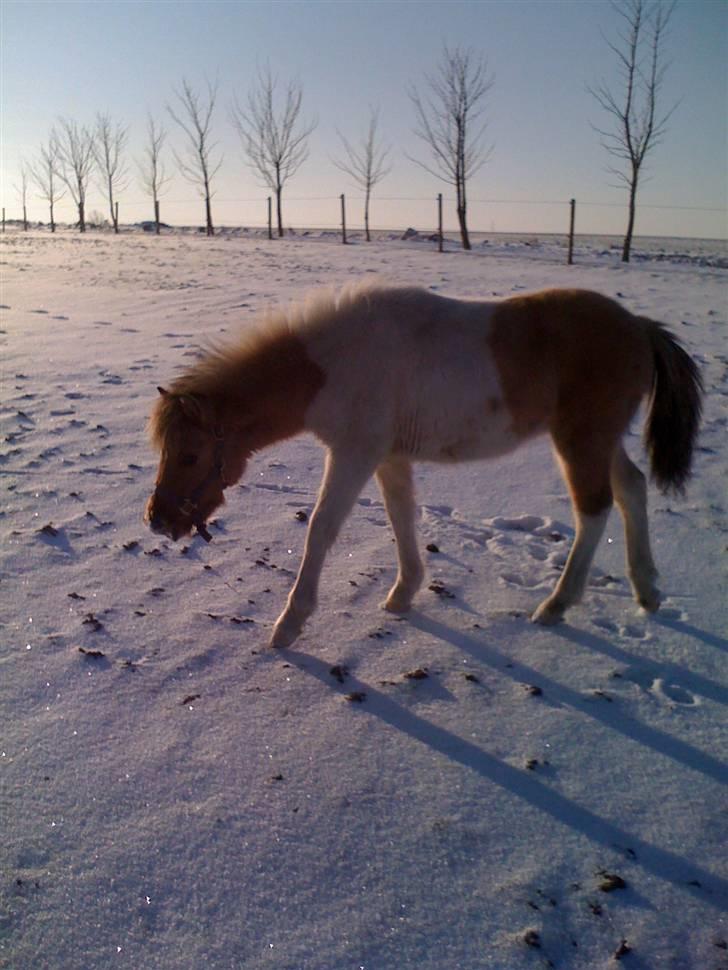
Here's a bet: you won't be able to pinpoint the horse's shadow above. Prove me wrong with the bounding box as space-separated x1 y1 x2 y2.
282 612 728 908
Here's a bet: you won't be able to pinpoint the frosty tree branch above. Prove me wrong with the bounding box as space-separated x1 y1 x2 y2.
333 108 391 242
589 0 678 262
408 45 494 250
168 78 223 236
231 67 317 237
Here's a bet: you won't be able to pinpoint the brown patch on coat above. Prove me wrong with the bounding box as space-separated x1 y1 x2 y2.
147 328 325 539
150 328 326 455
489 290 654 515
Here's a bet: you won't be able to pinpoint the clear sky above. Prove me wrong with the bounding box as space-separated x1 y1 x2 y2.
2 0 726 238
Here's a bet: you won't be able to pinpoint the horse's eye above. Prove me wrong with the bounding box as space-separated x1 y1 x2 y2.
180 454 198 468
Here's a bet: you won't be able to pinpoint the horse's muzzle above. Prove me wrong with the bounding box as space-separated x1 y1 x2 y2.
145 493 212 543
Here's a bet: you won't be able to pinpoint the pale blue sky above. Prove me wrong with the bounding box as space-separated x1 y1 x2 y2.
2 0 726 237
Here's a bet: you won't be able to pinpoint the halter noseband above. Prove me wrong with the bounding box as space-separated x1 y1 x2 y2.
155 425 227 542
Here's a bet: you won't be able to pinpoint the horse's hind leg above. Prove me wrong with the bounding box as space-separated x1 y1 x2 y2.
532 436 613 625
375 457 424 613
611 445 660 612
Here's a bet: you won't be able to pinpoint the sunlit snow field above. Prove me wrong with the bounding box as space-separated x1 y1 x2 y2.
1 229 726 969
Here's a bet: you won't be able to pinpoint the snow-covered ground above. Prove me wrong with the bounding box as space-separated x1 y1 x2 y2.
1 229 726 970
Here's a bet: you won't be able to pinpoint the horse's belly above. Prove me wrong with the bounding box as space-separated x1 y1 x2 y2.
394 410 525 462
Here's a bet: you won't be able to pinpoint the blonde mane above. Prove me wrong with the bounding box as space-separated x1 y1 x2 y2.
147 283 388 449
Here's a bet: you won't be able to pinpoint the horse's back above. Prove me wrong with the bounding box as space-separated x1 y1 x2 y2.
301 285 654 459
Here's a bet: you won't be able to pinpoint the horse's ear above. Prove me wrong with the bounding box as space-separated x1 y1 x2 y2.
157 386 168 397
178 394 208 425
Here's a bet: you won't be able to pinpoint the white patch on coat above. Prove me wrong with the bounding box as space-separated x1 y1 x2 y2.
296 285 523 463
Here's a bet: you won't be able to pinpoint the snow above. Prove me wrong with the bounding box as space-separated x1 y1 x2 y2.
1 229 727 969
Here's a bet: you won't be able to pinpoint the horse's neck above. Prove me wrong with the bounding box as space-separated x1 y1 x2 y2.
223 332 325 454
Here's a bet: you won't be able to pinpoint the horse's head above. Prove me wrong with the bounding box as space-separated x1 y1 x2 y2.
145 387 246 542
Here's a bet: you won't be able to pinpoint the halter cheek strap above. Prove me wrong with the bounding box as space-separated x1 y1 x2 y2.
155 426 227 542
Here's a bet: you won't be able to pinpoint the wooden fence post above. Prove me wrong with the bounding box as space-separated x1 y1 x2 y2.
267 197 273 240
567 198 576 265
438 193 443 253
340 194 347 244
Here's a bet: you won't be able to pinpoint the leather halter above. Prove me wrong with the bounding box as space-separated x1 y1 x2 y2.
154 426 227 542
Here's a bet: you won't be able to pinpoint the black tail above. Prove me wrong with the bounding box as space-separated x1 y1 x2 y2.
644 321 703 495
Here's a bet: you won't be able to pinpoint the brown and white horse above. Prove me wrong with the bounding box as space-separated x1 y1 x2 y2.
146 284 702 647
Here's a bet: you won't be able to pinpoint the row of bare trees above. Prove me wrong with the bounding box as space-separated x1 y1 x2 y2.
18 3 675 261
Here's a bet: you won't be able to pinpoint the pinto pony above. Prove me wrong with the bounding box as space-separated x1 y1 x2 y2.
146 284 702 647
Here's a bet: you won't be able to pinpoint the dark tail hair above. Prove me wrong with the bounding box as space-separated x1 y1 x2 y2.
643 321 703 495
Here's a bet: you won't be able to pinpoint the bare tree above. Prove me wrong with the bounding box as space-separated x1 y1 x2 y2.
589 0 677 262
333 108 391 242
167 78 222 236
93 113 129 234
138 114 171 234
15 162 29 230
231 66 317 237
409 46 494 250
53 118 95 232
30 138 65 232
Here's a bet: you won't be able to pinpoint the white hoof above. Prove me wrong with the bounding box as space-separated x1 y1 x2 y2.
531 599 566 626
382 587 414 614
270 611 302 649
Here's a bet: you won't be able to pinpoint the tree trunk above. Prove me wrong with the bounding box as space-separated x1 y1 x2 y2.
79 199 86 233
622 171 638 263
50 200 56 233
109 177 118 233
456 175 471 250
205 188 214 236
276 184 283 237
457 207 471 250
364 186 371 242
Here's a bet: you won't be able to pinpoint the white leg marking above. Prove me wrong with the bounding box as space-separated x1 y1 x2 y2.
611 447 660 612
270 449 378 648
375 457 424 613
532 508 610 625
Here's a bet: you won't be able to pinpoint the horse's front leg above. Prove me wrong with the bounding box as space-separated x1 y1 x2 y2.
375 457 424 613
270 449 378 648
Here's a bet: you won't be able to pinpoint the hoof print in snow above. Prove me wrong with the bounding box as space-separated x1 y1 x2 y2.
404 667 429 680
524 684 543 697
344 691 366 703
39 523 59 537
523 929 541 948
181 694 201 706
425 542 440 553
122 540 140 551
78 646 106 659
294 510 308 522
